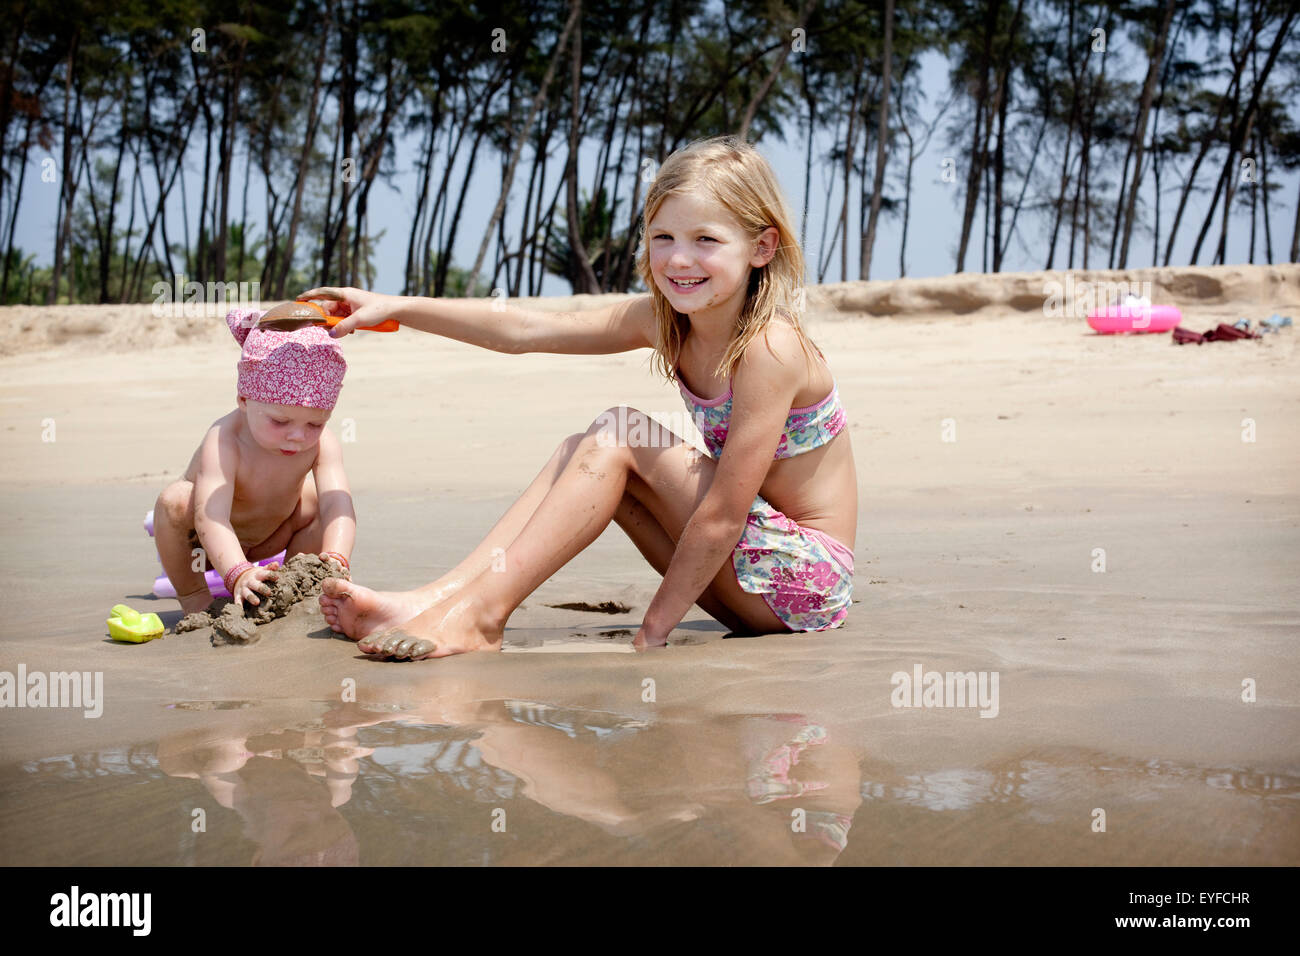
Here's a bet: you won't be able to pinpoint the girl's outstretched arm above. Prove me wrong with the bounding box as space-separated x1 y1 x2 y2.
297 287 654 356
639 343 801 641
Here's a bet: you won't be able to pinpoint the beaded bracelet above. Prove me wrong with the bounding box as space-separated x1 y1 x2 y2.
223 562 254 595
322 551 350 573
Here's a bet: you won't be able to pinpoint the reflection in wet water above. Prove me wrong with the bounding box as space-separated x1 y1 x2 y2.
2 699 1296 865
0 700 862 865
865 759 1300 814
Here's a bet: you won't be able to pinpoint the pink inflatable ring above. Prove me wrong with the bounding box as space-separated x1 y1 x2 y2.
143 510 285 599
1087 304 1183 334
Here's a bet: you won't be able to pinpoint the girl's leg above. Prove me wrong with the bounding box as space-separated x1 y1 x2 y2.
360 408 785 659
612 484 751 634
320 433 590 638
154 480 213 614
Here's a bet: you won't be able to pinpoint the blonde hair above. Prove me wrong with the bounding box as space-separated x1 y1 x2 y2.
635 135 817 383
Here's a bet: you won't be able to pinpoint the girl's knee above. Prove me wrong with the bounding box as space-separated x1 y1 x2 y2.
549 432 588 471
587 405 662 450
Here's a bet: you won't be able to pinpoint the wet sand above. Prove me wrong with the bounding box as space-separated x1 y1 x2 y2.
1 265 1297 865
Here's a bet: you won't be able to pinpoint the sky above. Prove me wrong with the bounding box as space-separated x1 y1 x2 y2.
12 41 1298 298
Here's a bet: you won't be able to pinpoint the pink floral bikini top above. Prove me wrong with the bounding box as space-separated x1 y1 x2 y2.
675 370 847 459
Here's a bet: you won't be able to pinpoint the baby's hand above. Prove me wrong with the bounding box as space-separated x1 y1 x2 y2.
296 287 394 337
319 552 351 580
233 563 280 607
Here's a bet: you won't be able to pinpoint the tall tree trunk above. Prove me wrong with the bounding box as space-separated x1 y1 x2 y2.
800 50 815 255
425 92 470 294
615 5 653 295
839 64 862 283
48 30 79 305
563 0 602 295
1185 2 1291 264
436 65 506 295
99 92 127 302
861 0 893 280
1163 7 1261 264
895 79 913 278
1147 9 1187 265
0 2 31 222
1207 4 1294 265
466 0 580 297
989 0 1024 273
1116 0 1177 267
276 3 331 297
956 0 1001 272
1290 179 1300 262
214 42 246 284
118 152 139 302
1046 0 1089 269
1 110 36 300
1257 119 1272 263
322 0 359 286
404 120 438 295
738 0 818 142
436 111 488 294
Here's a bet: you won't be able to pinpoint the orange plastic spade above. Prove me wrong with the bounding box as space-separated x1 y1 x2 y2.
256 299 399 333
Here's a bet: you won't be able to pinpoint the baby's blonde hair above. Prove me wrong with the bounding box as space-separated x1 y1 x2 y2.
636 135 815 382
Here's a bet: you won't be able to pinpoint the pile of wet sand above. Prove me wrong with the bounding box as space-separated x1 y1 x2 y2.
175 554 343 647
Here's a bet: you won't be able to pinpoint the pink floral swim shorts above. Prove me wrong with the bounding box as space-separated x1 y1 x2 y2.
730 495 855 632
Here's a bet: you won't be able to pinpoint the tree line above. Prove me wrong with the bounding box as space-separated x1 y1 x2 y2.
1 0 1296 306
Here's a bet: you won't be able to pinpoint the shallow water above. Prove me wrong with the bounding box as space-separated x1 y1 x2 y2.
2 695 1295 866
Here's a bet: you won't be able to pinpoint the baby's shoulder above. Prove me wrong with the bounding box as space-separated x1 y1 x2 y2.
195 411 243 463
207 408 243 441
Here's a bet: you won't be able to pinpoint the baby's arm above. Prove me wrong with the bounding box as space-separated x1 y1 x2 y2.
312 427 356 567
192 425 276 605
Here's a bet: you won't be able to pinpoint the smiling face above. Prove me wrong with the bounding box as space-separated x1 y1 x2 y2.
647 191 778 334
239 397 331 456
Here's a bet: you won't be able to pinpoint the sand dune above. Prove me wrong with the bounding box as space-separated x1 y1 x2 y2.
3 264 1295 359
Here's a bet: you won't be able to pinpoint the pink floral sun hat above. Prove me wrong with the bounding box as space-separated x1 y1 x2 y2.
226 309 347 410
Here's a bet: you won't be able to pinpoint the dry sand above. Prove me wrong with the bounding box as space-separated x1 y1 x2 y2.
0 263 1297 866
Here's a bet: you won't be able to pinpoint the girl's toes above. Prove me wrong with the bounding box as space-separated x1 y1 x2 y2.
360 633 394 655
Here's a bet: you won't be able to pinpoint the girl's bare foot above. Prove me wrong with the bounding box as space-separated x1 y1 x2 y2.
357 594 504 660
319 579 436 641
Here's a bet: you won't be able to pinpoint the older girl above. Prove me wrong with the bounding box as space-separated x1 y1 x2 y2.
312 135 857 658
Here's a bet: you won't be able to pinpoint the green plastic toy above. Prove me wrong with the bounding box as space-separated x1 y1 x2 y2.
106 604 164 643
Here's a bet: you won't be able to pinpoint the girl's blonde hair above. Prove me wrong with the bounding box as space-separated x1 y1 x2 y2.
635 135 817 382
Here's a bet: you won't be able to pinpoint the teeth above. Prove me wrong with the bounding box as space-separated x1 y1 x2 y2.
673 278 704 287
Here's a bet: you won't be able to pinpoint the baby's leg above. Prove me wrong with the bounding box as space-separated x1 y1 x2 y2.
284 474 323 557
246 473 322 561
154 480 214 614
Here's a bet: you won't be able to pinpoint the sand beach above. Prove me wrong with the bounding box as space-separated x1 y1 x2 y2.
0 263 1297 866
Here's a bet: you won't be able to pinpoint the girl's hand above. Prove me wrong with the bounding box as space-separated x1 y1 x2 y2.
633 625 669 649
233 563 279 607
296 287 397 337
